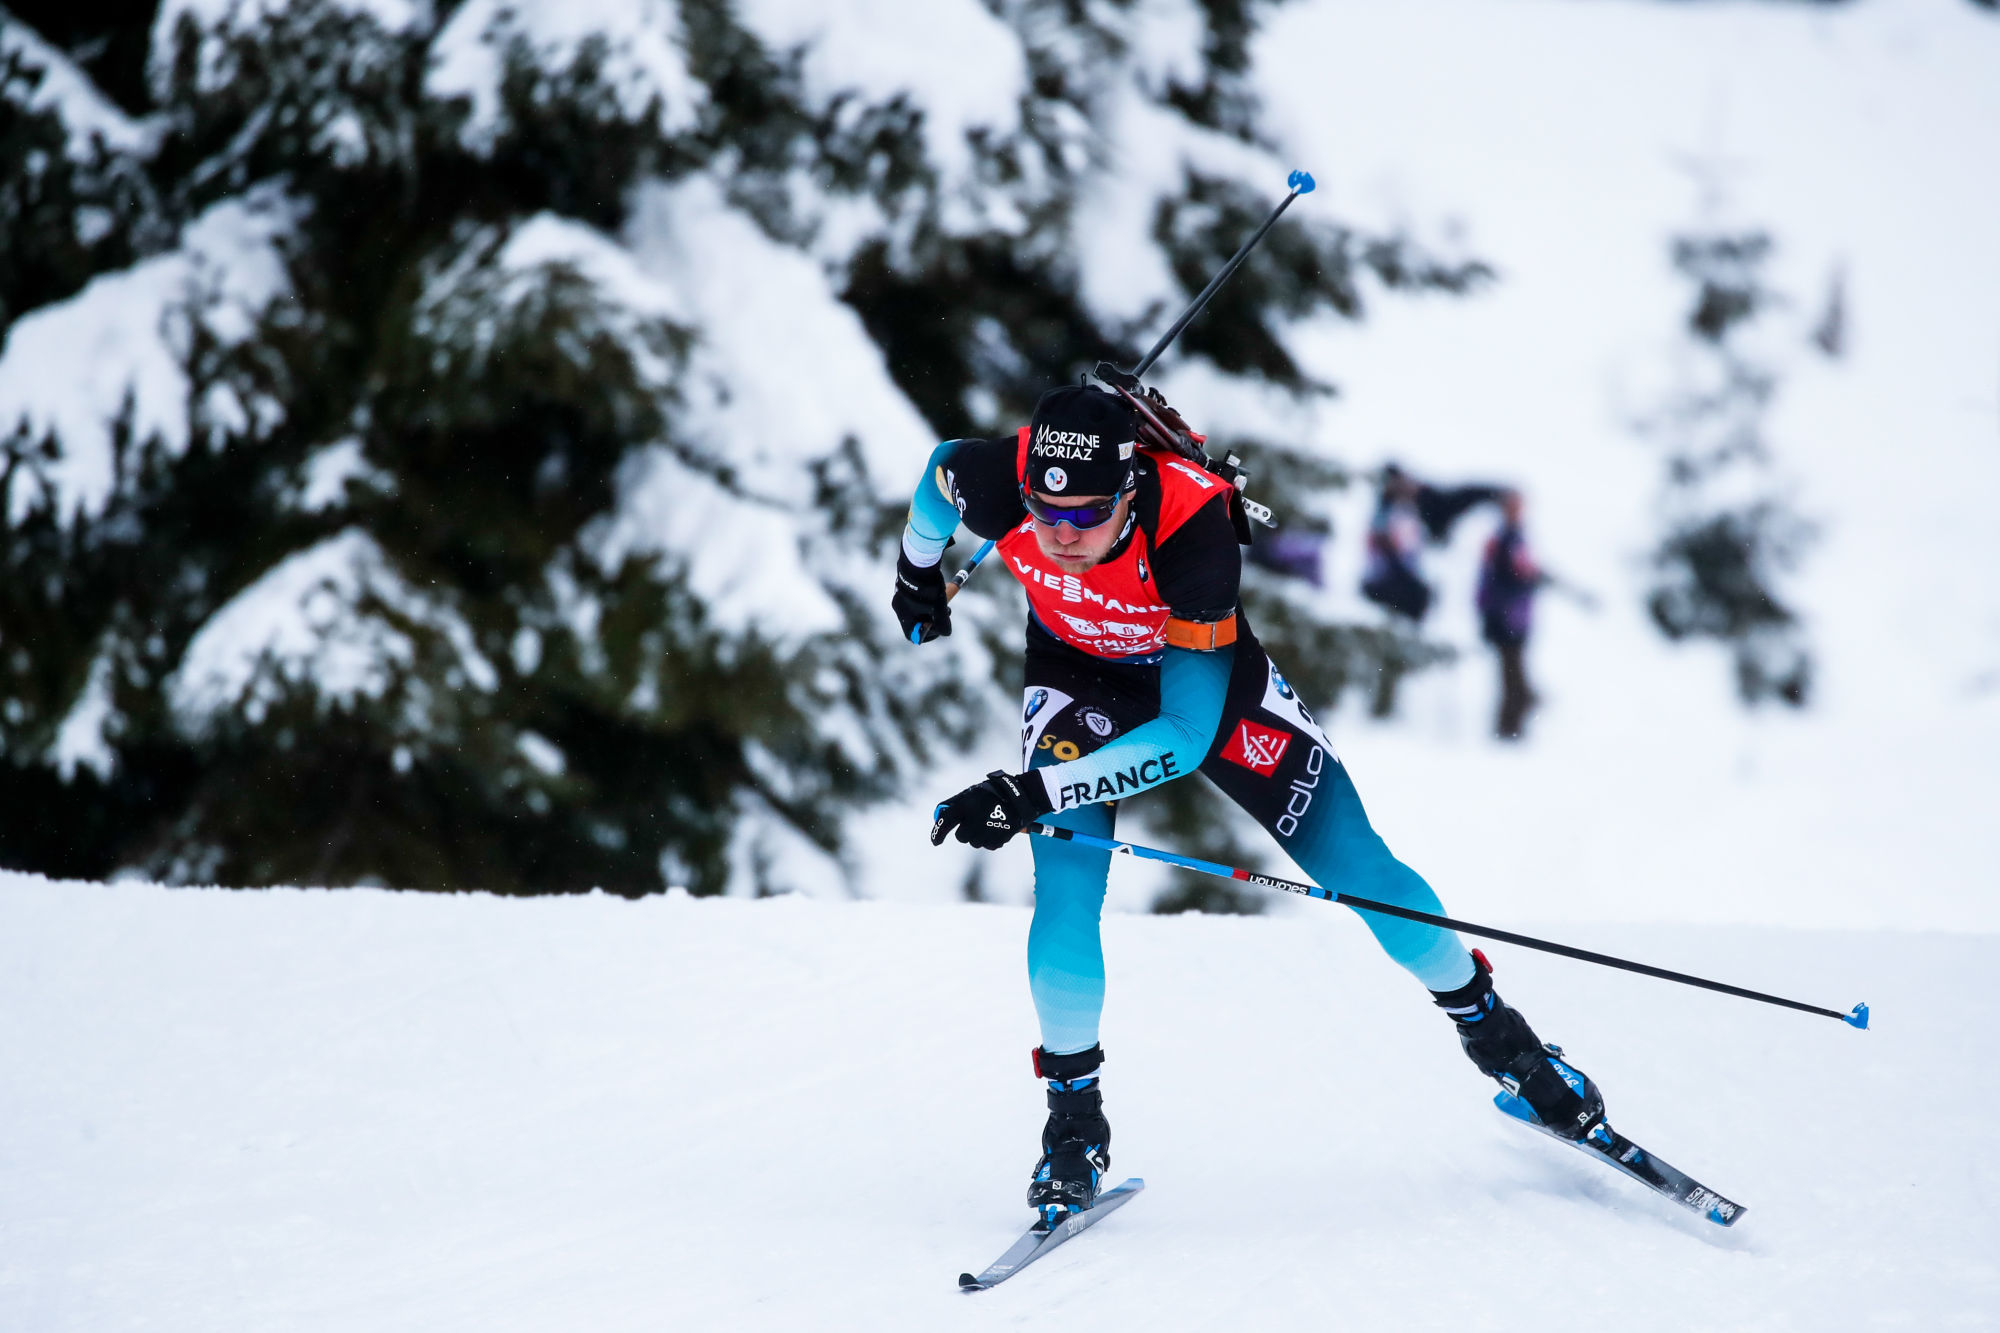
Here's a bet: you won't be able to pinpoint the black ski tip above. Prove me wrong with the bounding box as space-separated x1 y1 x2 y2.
958 1272 982 1291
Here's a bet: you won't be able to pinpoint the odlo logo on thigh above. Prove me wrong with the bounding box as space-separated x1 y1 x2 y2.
1222 719 1291 773
1276 745 1325 837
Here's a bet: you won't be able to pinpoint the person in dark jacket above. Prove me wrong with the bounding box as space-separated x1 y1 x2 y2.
1360 463 1504 624
1476 490 1541 740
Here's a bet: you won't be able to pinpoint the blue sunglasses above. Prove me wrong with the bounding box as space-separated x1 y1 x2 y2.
1021 486 1122 532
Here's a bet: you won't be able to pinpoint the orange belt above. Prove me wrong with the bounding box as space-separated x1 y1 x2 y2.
1163 614 1238 651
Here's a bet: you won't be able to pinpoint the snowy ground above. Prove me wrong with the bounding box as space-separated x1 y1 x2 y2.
2 877 1992 1330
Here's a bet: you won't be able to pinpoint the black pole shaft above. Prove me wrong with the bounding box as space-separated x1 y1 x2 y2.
1346 894 1849 1020
1130 185 1307 381
1236 870 1853 1022
1026 822 1860 1025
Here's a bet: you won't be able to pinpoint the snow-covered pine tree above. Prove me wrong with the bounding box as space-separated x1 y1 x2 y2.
1636 220 1815 707
0 0 1487 903
0 17 159 338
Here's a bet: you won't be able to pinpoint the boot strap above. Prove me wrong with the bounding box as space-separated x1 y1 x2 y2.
1032 1044 1104 1081
1046 1084 1103 1116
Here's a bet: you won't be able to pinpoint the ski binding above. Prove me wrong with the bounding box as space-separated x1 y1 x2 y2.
957 1177 1145 1292
1496 1092 1745 1227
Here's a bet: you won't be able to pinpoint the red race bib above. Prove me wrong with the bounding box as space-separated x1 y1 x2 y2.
998 446 1224 659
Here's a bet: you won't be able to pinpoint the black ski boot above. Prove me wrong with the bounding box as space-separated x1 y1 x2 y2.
1026 1045 1110 1229
1432 951 1605 1141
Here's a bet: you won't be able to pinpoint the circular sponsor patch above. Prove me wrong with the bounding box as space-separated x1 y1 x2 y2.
1082 708 1114 738
1044 466 1068 492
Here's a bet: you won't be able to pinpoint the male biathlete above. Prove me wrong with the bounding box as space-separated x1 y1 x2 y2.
893 383 1605 1226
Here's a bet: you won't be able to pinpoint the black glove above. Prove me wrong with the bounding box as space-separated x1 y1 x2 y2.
893 548 951 644
930 770 1053 850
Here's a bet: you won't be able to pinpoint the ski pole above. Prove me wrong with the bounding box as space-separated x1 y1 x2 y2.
1120 169 1316 383
1539 572 1602 613
909 539 997 645
1023 822 1870 1030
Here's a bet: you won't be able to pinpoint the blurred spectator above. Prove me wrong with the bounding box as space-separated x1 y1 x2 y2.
1477 490 1541 740
1360 466 1430 620
1360 462 1505 623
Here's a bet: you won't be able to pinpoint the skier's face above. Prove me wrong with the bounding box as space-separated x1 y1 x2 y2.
1028 491 1130 571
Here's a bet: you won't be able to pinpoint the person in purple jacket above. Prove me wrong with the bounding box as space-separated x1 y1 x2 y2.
1476 490 1542 740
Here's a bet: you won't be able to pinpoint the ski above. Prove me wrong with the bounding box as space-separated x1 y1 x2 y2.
1496 1093 1746 1226
957 1178 1145 1292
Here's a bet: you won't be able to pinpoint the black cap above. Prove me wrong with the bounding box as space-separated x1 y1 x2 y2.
1024 385 1138 498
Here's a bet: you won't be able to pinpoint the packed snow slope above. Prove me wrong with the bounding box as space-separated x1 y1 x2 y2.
3 875 1994 1331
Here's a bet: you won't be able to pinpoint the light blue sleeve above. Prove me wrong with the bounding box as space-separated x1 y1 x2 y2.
901 440 964 568
1031 645 1234 812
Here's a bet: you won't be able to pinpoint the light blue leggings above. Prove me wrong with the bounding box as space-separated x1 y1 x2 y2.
1026 759 1474 1055
1025 799 1120 1056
